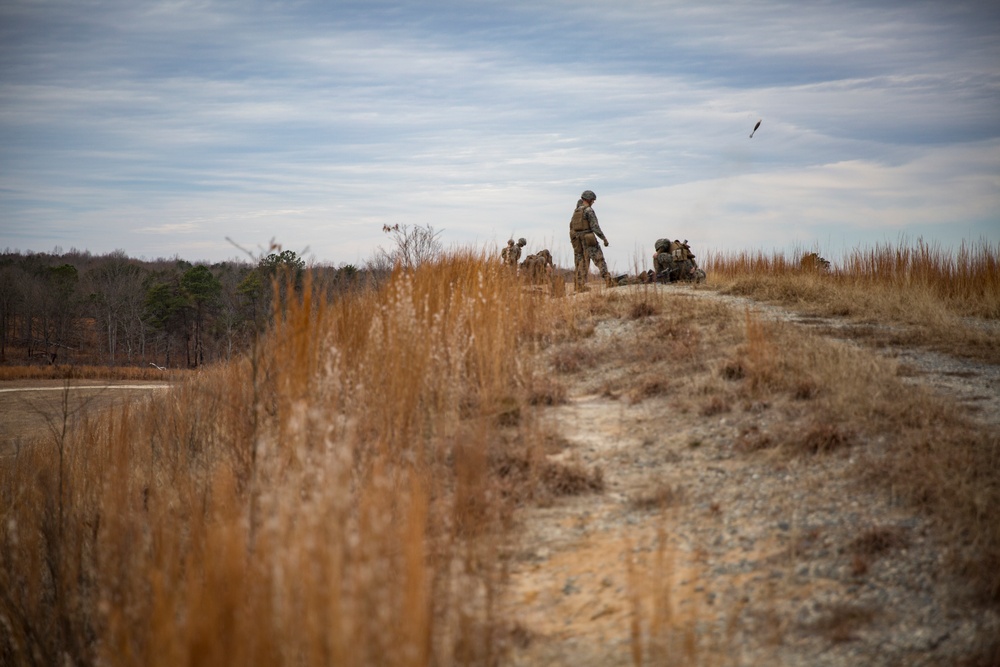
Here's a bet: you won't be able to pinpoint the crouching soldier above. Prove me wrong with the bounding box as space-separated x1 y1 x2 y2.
653 239 705 283
521 249 554 283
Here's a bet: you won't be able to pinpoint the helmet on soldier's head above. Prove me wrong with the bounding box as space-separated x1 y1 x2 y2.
580 190 597 202
517 238 526 247
507 239 515 246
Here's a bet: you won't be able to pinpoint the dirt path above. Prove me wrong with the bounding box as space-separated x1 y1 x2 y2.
500 285 999 666
699 290 1000 431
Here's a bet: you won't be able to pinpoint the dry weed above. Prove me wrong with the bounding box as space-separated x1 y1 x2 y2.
0 253 564 665
629 483 683 511
802 603 878 643
526 376 568 406
707 238 1000 361
797 423 856 455
550 345 600 374
848 525 909 557
629 300 660 319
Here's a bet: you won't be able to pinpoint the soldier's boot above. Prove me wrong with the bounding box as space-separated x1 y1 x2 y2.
604 275 616 288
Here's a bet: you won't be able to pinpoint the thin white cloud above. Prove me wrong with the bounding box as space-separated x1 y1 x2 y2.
1 0 997 265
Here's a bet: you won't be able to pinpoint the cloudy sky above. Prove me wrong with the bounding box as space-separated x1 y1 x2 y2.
1 0 998 271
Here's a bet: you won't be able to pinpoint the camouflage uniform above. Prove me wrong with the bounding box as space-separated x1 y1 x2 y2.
521 249 553 283
569 191 611 289
501 238 526 268
653 239 704 283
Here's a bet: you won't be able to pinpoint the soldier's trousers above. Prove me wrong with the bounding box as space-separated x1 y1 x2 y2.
571 233 610 286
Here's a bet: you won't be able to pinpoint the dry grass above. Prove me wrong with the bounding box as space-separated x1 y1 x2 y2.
0 381 169 453
0 365 175 381
629 484 683 512
801 604 878 643
2 241 998 664
704 238 1000 362
0 252 591 666
713 303 1000 603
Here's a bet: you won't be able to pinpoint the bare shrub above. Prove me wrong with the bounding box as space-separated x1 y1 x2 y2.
629 483 683 511
627 376 672 404
629 300 659 319
541 459 605 496
735 425 776 453
802 604 877 643
372 222 443 270
798 423 856 455
720 359 745 380
849 525 909 556
494 395 522 427
793 379 819 400
550 345 597 373
527 376 568 406
490 444 604 504
699 395 730 416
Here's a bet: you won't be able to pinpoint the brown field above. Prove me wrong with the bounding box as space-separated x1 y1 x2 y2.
1 241 998 666
0 381 171 453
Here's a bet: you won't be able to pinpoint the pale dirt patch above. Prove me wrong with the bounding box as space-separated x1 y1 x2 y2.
500 284 999 666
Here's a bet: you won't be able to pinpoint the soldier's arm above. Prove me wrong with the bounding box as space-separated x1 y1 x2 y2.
585 209 608 243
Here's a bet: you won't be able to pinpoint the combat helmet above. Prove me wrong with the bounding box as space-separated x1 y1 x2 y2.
517 237 526 247
580 190 597 202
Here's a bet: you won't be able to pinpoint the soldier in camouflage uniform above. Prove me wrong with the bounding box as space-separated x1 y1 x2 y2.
521 248 553 283
653 239 704 283
569 190 612 291
501 237 526 269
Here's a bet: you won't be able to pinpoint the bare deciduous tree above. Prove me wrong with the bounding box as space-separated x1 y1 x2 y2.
373 223 443 271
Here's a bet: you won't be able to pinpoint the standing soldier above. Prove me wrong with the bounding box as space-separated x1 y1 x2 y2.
569 190 612 291
501 237 526 269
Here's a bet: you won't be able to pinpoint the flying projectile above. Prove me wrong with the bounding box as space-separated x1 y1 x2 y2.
749 119 761 138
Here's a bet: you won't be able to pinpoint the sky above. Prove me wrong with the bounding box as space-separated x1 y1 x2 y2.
1 0 998 273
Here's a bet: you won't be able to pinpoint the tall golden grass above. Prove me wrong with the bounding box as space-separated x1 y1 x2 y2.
0 251 574 666
706 238 999 314
2 242 998 664
704 238 1000 361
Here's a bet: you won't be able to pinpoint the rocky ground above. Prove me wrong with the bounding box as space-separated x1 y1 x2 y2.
499 284 1000 666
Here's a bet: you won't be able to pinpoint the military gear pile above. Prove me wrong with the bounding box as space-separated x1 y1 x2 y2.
800 252 831 271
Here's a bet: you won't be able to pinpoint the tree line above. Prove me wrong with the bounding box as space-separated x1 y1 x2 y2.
0 248 363 368
0 225 444 369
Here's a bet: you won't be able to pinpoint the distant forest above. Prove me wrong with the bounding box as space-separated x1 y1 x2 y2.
0 248 371 369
